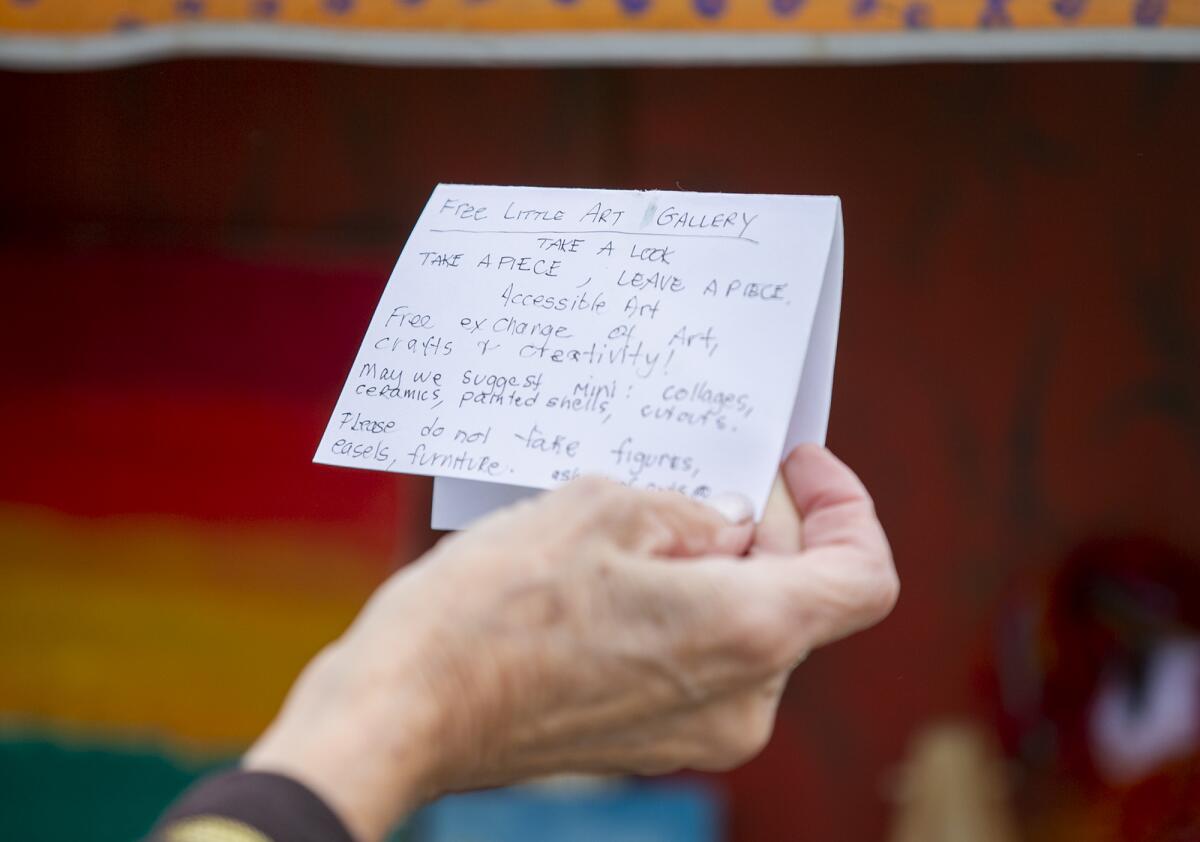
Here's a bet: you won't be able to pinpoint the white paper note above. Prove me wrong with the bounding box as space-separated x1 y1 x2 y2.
314 184 843 529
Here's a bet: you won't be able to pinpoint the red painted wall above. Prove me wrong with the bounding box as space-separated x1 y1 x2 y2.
4 61 1199 841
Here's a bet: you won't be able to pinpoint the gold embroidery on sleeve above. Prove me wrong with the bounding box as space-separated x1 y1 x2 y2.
164 816 273 842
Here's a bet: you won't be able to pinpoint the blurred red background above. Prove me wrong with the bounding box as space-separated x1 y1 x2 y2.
2 61 1199 841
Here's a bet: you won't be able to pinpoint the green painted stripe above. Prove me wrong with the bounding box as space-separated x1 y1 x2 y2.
0 735 228 842
0 735 415 842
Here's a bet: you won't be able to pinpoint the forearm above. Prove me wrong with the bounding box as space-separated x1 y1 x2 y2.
240 642 445 842
151 640 444 842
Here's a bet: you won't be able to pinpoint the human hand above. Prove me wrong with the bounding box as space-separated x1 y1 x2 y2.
245 445 896 842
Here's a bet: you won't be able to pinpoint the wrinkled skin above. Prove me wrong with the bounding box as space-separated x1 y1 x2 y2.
246 445 898 841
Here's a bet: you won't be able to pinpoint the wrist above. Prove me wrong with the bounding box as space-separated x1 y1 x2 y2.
244 641 445 842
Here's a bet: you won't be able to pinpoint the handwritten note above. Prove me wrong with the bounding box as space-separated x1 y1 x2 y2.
315 184 843 529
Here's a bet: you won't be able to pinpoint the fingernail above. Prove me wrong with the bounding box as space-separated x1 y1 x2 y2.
706 492 753 524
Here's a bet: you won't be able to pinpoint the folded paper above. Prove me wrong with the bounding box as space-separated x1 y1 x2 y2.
314 184 843 529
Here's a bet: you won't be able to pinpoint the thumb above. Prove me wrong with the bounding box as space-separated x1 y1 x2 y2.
744 445 898 647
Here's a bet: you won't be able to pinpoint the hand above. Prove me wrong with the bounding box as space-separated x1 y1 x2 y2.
245 445 897 842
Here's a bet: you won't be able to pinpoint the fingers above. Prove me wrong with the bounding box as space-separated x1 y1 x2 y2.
526 672 790 778
644 446 896 675
684 674 788 772
555 476 754 559
633 491 753 563
627 554 801 690
637 490 754 558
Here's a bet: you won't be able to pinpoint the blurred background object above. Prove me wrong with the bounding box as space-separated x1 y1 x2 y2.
2 4 1199 842
887 721 1020 842
421 777 722 842
982 536 1200 842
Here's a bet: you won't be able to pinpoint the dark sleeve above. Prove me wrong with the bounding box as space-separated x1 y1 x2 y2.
147 769 357 842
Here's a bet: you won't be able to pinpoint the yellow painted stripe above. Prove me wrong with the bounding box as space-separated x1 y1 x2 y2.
0 504 387 748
